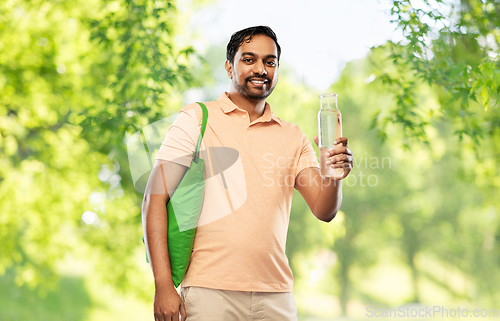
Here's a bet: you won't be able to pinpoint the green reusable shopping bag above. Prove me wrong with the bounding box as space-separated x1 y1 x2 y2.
144 102 208 288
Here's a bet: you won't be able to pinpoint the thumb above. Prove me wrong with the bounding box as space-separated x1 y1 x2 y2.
314 136 319 146
180 300 187 321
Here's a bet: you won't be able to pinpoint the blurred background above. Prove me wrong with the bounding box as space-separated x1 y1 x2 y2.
1 0 500 320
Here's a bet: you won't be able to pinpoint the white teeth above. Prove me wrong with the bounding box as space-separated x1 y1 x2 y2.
251 80 265 84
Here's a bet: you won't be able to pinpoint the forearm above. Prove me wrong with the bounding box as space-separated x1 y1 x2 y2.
312 178 342 222
297 137 351 223
142 194 175 289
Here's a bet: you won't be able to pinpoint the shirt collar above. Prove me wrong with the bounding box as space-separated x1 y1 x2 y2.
217 92 282 126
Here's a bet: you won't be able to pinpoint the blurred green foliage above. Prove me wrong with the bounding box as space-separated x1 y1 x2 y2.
1 0 500 320
0 0 197 298
0 269 91 321
373 0 500 146
365 2 500 311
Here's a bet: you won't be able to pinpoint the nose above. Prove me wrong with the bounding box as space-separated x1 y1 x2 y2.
252 60 267 76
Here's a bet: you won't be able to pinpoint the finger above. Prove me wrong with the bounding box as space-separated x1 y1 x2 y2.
173 309 180 321
330 162 353 171
326 146 353 157
331 162 352 169
154 309 163 321
162 311 170 321
342 165 353 179
154 312 165 321
326 154 352 165
314 136 319 146
334 137 348 146
337 146 353 156
180 301 187 321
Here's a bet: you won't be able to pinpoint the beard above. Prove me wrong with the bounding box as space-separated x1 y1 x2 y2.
234 75 276 100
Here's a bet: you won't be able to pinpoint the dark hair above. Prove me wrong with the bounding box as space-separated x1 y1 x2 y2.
226 26 281 65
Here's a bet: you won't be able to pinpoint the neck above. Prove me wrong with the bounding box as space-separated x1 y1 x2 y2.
227 90 266 122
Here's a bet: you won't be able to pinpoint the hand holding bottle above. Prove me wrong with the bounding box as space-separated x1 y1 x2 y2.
316 93 353 179
314 136 353 179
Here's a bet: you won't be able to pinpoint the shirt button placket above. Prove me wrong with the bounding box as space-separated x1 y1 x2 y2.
243 114 250 130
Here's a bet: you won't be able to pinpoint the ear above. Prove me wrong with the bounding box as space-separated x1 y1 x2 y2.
224 60 233 80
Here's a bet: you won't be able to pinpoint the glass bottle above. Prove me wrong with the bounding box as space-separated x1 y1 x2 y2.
318 93 343 178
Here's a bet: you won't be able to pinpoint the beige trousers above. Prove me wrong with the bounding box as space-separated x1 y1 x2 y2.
180 286 298 321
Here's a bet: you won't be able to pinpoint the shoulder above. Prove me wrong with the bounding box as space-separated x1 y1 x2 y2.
180 100 219 124
276 117 306 137
273 117 315 153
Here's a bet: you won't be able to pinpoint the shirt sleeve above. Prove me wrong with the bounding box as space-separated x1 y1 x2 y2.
295 133 320 178
155 105 201 168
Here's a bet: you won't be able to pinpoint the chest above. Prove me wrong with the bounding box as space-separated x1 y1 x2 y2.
204 114 300 184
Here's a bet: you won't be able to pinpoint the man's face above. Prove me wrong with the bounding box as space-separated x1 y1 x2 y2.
225 35 278 100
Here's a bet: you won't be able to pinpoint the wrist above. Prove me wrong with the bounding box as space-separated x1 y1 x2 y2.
154 277 175 290
323 176 343 186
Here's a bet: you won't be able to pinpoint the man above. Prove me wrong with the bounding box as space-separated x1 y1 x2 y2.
142 26 353 321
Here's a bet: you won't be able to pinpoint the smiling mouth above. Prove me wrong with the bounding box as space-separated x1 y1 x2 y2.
248 79 268 86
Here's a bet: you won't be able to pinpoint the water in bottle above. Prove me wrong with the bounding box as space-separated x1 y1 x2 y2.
318 93 343 178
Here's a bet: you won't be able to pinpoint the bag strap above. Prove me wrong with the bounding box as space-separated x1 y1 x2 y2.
193 102 208 162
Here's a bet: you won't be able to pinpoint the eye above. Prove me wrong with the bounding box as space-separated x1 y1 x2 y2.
242 58 253 63
266 60 276 67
